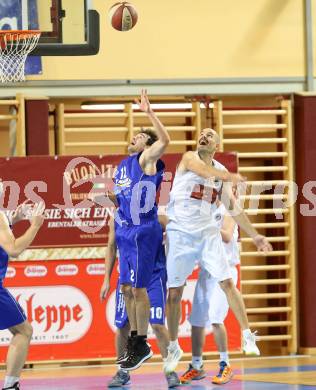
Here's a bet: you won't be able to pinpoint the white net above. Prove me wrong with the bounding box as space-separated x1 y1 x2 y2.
0 31 41 83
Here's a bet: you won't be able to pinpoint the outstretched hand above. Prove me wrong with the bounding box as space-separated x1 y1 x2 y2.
10 201 29 225
135 89 152 114
11 200 42 225
253 234 273 253
30 202 46 229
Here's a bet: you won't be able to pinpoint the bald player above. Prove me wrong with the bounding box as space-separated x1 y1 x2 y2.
164 128 272 373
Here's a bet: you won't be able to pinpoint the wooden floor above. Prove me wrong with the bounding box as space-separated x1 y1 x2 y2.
2 355 316 389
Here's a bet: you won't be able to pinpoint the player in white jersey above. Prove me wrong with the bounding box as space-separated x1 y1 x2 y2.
180 202 239 385
164 128 272 373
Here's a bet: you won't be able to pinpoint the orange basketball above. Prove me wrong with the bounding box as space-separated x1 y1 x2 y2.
109 2 138 31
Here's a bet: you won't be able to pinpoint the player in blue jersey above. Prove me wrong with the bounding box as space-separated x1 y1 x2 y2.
0 202 44 390
111 89 171 370
100 216 180 388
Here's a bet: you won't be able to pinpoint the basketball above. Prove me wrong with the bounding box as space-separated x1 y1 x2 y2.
109 2 138 31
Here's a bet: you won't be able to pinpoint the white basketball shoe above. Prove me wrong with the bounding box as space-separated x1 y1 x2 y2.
243 331 260 356
163 344 183 374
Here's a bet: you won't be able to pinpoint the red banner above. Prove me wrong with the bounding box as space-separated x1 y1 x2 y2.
0 260 240 362
0 153 237 248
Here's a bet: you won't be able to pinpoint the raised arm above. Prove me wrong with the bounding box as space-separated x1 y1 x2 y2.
100 217 117 301
137 89 170 163
221 183 272 252
180 151 245 185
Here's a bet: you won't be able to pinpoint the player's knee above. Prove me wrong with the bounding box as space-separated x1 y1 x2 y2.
167 288 182 305
21 321 33 340
132 287 147 300
121 284 133 300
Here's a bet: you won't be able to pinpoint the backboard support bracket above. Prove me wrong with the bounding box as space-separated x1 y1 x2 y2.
29 8 100 56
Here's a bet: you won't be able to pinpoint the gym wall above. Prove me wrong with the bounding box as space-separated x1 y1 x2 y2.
29 0 307 81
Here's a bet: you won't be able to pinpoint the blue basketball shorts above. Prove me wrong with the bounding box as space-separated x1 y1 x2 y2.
115 267 167 328
0 283 27 330
115 219 164 288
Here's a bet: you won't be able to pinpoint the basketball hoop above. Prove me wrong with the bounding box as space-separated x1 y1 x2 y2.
0 30 41 83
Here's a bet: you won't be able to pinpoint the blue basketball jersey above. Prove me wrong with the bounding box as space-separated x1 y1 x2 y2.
0 247 9 282
0 219 27 330
114 153 165 224
0 213 10 282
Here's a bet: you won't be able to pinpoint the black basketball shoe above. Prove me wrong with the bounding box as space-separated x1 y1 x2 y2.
2 382 20 390
120 338 153 371
116 336 133 364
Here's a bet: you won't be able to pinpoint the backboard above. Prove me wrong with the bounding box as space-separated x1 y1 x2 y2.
0 0 99 56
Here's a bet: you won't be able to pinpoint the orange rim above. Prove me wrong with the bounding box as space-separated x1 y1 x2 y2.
0 30 41 41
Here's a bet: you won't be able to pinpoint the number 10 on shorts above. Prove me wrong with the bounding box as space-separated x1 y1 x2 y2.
150 306 163 320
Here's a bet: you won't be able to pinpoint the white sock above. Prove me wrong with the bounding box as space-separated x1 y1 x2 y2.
4 376 19 388
168 340 179 351
219 352 229 365
192 356 203 370
242 328 252 338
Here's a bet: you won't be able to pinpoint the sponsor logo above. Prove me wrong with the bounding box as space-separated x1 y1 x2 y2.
215 213 222 221
115 166 132 188
0 286 92 346
86 263 105 275
115 177 132 188
5 267 16 278
56 264 78 276
24 265 47 277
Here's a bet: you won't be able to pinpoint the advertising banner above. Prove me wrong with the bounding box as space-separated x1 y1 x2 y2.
0 260 240 362
0 153 237 248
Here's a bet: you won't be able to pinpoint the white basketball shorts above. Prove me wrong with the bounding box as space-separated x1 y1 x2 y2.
166 223 232 288
189 266 238 327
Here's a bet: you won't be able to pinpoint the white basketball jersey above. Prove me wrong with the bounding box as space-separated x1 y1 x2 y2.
166 155 227 232
213 204 240 266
